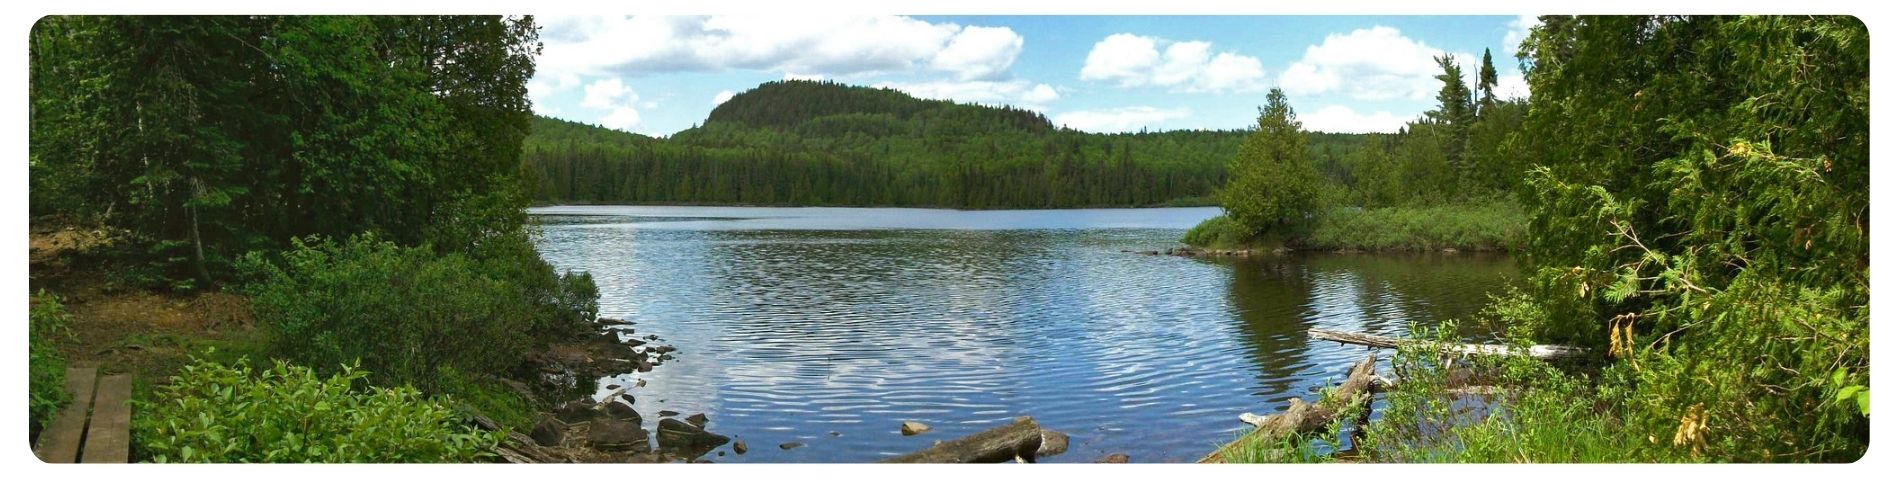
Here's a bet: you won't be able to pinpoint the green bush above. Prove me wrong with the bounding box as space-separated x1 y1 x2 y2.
1303 202 1524 251
29 291 71 434
1180 215 1254 249
132 355 498 463
239 233 593 392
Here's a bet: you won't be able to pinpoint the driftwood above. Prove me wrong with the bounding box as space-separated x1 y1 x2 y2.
881 417 1047 463
1199 353 1378 463
1308 328 1588 361
595 317 635 326
470 411 567 464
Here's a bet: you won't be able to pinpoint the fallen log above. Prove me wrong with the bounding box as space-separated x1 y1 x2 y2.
881 417 1047 463
1200 353 1378 463
596 317 635 326
1308 328 1588 361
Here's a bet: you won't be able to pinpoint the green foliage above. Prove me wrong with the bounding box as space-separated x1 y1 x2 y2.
1504 15 1868 461
239 234 595 392
1303 202 1524 252
523 80 1379 209
131 355 499 463
1180 215 1254 249
30 16 542 286
29 291 72 434
1217 89 1323 237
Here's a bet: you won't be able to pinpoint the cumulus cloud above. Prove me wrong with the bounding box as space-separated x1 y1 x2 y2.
1278 26 1472 101
1494 73 1529 100
1079 34 1266 93
536 16 1023 82
1300 105 1411 133
579 78 642 130
1053 106 1191 133
874 80 1059 110
1502 15 1542 59
711 90 736 106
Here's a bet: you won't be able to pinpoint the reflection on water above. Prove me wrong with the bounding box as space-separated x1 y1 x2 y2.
529 206 1514 463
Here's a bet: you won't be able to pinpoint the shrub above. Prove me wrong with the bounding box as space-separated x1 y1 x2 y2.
132 355 498 463
29 291 71 435
1302 202 1525 252
1180 215 1254 249
239 234 562 392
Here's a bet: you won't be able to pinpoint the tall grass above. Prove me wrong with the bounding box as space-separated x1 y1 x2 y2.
1303 202 1524 252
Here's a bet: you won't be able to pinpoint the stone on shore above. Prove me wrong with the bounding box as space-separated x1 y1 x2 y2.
587 418 651 453
733 440 748 454
657 418 730 458
1037 430 1070 457
603 400 642 423
530 416 565 447
685 413 709 428
900 421 931 436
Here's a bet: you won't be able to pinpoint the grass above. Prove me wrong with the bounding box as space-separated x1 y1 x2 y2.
1302 202 1524 252
1181 201 1525 252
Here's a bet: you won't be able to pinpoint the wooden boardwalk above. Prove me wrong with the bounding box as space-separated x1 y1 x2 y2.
33 367 131 463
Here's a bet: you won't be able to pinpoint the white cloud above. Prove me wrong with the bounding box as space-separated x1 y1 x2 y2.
931 26 1025 81
1495 73 1530 100
599 106 642 131
1300 105 1411 133
1502 15 1542 59
581 78 638 109
712 90 736 106
874 80 1060 110
1053 106 1191 133
1278 26 1472 101
578 78 644 131
537 15 1022 82
1079 33 1266 93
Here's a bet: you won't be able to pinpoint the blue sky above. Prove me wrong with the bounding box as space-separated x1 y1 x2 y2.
527 15 1539 136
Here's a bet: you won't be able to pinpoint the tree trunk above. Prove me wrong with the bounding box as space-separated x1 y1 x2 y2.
1307 328 1588 361
1200 352 1378 463
881 417 1046 464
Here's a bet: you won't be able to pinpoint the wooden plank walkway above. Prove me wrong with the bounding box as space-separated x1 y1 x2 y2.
32 367 131 463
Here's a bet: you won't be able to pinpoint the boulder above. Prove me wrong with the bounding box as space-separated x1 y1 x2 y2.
587 418 651 453
1037 430 1070 457
733 440 748 454
529 416 565 447
1096 453 1130 464
603 400 642 423
900 421 932 436
657 418 730 459
554 401 601 424
685 413 709 428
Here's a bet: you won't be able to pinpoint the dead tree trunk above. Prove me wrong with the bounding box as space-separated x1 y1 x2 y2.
1200 353 1378 463
1308 329 1588 361
881 417 1046 463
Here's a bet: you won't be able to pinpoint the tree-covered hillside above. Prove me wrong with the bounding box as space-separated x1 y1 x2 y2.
523 80 1373 209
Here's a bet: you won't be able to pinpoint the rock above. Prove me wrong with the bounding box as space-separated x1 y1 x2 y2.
596 317 635 326
637 360 654 372
657 418 730 458
646 335 660 341
587 418 651 453
636 379 648 388
554 401 602 424
733 440 748 454
685 413 709 428
624 337 647 347
529 416 564 447
1037 430 1070 457
779 441 804 450
603 400 642 423
1096 453 1130 464
900 421 931 436
649 345 676 354
828 431 841 437
658 410 680 417
605 384 620 390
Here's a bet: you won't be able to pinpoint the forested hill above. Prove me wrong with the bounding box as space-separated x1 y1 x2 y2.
523 80 1372 209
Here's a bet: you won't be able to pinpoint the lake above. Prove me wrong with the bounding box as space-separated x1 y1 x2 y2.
528 205 1516 463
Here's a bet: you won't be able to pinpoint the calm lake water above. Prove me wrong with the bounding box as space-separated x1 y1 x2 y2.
528 205 1516 463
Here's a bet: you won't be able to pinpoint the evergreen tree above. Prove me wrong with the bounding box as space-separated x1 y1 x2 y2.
1216 89 1322 237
